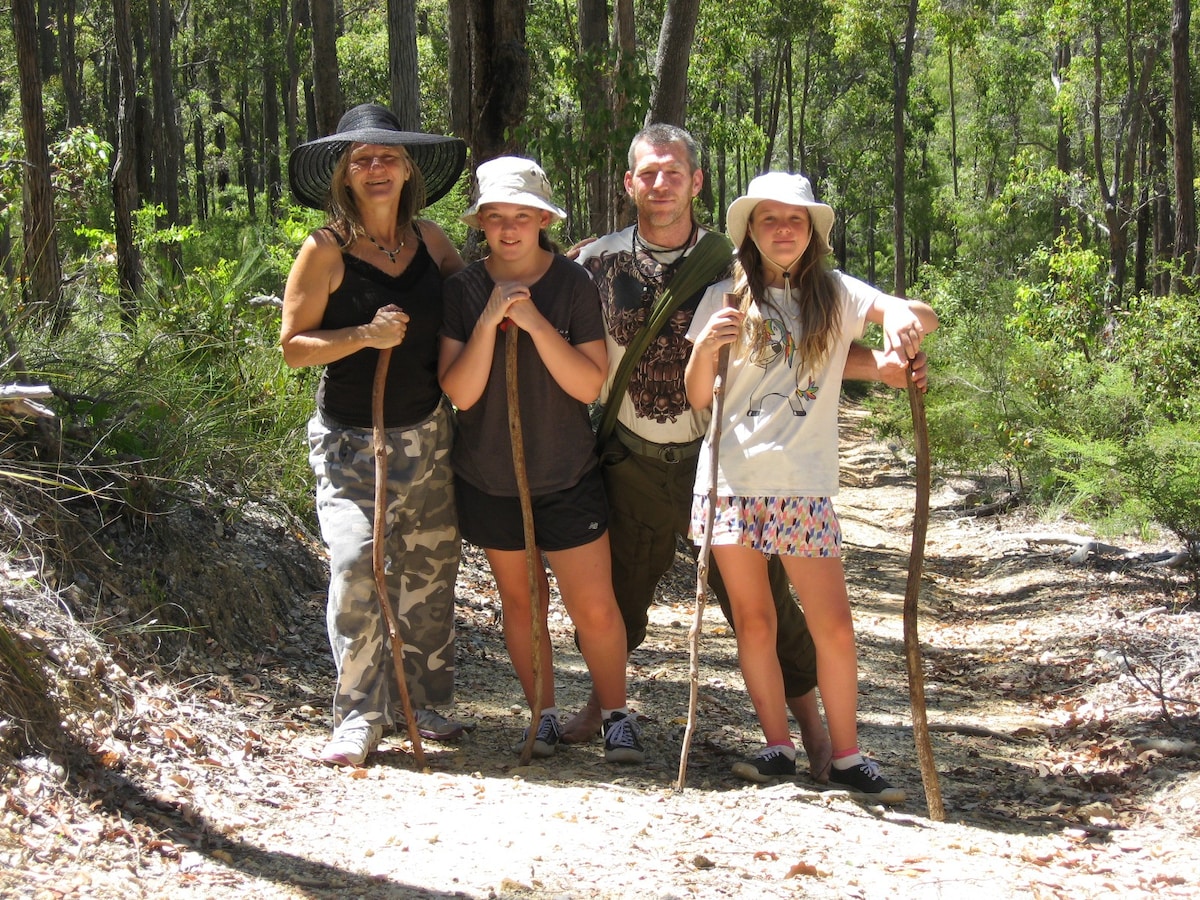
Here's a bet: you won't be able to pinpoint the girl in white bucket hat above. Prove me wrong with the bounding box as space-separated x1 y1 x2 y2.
684 172 938 800
439 157 645 765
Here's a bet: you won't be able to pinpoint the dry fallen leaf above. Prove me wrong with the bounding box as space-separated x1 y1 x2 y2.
786 861 827 878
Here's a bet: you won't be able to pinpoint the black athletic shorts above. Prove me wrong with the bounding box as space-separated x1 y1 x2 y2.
455 467 609 552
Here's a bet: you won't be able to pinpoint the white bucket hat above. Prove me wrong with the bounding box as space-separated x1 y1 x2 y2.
462 156 567 228
726 172 835 250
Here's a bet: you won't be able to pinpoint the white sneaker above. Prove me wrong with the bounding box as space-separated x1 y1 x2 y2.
320 720 383 766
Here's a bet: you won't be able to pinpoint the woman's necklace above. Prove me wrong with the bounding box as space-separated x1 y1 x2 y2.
365 231 405 264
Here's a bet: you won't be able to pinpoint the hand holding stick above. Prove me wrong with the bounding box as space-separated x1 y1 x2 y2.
372 348 426 769
677 291 739 791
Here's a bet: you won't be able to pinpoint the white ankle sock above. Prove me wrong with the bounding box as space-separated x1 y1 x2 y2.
832 751 865 770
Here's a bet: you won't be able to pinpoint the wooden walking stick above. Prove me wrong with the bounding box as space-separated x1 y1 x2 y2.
504 322 545 767
904 365 944 820
372 348 427 769
677 292 740 791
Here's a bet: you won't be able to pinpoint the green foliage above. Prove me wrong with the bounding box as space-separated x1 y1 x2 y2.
918 266 1042 484
1010 232 1105 359
3 215 316 524
337 17 390 110
1122 422 1200 546
1115 288 1200 424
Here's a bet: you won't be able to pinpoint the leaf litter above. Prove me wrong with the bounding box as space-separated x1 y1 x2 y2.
1 408 1198 898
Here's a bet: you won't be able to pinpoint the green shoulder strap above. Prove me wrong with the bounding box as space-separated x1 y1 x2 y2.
595 230 734 447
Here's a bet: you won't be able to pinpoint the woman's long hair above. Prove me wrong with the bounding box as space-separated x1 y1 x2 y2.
324 145 427 248
731 217 840 376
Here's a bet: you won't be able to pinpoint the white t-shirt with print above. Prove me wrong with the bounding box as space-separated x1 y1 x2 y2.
687 271 882 498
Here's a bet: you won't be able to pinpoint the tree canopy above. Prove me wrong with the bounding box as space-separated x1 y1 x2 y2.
2 0 1199 551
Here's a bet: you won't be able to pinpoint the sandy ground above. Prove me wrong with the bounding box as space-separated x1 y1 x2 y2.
3 409 1198 898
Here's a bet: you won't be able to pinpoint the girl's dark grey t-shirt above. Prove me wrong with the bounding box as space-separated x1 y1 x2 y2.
441 254 605 497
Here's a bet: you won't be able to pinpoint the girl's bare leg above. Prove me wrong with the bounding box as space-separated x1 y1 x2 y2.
779 555 859 754
486 548 555 710
544 533 628 711
710 545 791 746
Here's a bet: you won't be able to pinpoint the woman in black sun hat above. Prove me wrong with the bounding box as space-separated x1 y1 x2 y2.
281 104 470 766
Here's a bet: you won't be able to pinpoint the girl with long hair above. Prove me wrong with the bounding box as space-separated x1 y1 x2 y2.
685 172 938 800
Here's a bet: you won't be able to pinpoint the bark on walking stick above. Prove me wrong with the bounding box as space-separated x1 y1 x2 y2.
904 367 944 820
372 348 427 769
677 291 739 791
504 323 544 767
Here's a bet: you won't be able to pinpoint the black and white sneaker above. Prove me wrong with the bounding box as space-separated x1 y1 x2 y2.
513 712 562 758
732 745 797 783
602 711 645 764
829 757 906 804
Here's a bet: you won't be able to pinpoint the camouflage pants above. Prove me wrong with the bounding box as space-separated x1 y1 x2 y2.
307 401 460 730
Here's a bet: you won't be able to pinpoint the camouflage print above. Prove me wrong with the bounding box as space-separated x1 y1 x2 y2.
307 401 460 730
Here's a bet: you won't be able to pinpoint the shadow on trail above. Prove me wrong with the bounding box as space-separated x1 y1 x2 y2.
55 732 466 899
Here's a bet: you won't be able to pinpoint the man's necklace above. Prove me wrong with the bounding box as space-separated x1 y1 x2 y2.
366 232 405 263
631 221 697 291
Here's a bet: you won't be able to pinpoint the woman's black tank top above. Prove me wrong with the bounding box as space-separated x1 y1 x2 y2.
315 232 445 429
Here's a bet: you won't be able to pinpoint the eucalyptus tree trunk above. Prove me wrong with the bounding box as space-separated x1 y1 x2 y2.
263 8 283 216
112 0 143 320
60 0 84 128
447 0 529 258
389 0 421 129
1052 41 1074 239
890 0 918 298
239 89 257 221
37 0 55 76
578 0 610 236
798 33 812 174
310 0 342 136
760 42 785 173
447 0 471 139
285 0 304 149
13 0 66 332
784 38 794 172
612 0 637 227
1171 0 1196 284
149 0 184 290
647 0 699 127
1091 23 1160 309
193 113 209 222
1149 104 1172 297
448 0 528 164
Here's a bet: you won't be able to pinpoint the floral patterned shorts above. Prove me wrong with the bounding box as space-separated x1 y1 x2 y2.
690 494 842 558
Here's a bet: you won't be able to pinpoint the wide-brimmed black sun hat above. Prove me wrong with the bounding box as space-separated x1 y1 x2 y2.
288 104 467 210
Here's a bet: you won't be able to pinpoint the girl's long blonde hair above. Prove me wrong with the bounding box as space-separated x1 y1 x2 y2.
731 213 840 376
324 144 427 248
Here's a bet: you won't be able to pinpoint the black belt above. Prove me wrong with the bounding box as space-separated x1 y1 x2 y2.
614 423 702 464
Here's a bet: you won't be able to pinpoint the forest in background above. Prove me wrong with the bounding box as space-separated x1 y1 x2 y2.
1 0 1199 684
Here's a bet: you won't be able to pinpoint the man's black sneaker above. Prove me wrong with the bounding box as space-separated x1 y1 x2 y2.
829 757 906 804
602 711 645 763
732 745 797 783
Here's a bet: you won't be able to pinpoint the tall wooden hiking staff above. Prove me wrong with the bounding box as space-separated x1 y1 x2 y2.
677 291 740 791
504 323 545 767
372 348 427 769
905 366 944 820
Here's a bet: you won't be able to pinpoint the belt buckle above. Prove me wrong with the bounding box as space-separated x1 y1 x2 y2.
660 444 682 464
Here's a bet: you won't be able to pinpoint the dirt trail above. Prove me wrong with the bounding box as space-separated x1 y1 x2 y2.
3 409 1198 899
